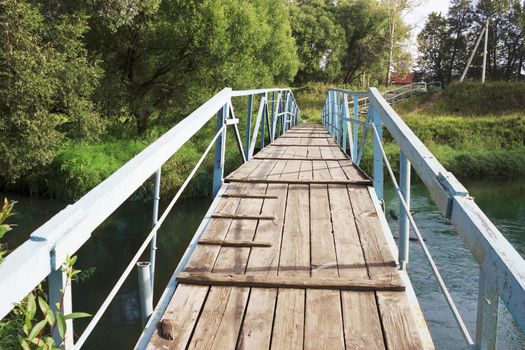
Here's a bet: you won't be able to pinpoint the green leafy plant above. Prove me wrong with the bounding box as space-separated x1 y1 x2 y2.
13 255 91 350
0 198 16 262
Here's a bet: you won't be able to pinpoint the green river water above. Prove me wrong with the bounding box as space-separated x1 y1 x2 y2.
1 178 524 349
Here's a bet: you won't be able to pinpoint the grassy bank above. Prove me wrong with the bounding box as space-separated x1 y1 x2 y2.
293 82 525 180
3 82 524 201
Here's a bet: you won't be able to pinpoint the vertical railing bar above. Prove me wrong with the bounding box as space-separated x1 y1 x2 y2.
369 122 475 347
150 167 161 292
476 268 499 349
245 95 253 160
398 152 410 270
212 104 227 197
49 264 73 349
372 104 384 201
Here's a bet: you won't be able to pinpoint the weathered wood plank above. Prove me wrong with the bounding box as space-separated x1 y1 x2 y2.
146 284 208 349
187 286 250 349
341 291 386 350
176 272 405 291
198 239 272 248
377 291 425 350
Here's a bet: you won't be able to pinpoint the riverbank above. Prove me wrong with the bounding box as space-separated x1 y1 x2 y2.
2 82 524 201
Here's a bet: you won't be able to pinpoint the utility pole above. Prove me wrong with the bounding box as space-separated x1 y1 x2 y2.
481 18 489 84
460 26 485 82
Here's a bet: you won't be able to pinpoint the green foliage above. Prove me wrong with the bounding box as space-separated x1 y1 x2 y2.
397 82 525 116
0 198 15 262
2 256 92 350
418 0 524 81
0 0 102 184
82 0 298 134
291 0 345 82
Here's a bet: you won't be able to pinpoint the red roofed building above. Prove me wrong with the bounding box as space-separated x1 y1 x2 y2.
391 72 414 85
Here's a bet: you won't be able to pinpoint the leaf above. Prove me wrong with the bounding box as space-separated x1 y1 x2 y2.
19 337 31 350
39 297 54 325
27 293 36 319
0 224 11 238
64 312 91 320
28 319 47 340
56 312 66 338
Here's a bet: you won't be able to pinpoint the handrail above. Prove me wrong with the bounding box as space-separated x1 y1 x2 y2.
0 86 299 348
321 86 525 349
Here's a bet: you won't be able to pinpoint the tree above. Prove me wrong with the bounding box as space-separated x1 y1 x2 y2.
445 0 474 80
290 0 345 82
382 0 418 85
80 0 298 134
0 0 102 182
417 12 448 81
336 0 389 84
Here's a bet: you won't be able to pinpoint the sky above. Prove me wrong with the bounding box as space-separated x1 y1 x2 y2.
406 0 451 60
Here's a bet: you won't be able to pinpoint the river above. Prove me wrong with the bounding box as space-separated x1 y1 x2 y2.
1 178 524 349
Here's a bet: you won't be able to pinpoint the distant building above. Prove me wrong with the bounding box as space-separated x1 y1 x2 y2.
391 72 414 85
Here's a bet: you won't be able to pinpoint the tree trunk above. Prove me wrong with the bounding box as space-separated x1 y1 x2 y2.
386 20 395 86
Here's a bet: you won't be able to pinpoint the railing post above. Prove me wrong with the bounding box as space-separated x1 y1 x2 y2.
399 151 411 270
137 261 153 328
49 266 73 349
328 91 334 136
372 103 384 201
212 104 227 197
342 94 348 154
261 94 267 149
245 95 253 160
353 95 358 161
149 168 161 293
476 268 499 349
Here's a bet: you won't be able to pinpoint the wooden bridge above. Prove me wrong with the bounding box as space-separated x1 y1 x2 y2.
1 87 523 350
145 123 429 349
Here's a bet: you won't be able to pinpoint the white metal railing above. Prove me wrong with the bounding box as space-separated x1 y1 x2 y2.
322 86 525 349
0 87 300 349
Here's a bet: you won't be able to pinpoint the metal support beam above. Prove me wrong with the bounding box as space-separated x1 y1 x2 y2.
476 268 499 349
353 96 359 160
137 261 153 328
150 168 161 293
245 95 253 160
372 105 384 201
399 152 411 270
49 266 73 349
212 105 227 197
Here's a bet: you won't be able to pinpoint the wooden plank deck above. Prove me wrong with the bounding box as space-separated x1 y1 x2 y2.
146 124 431 350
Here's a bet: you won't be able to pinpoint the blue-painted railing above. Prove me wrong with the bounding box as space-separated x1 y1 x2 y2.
322 87 525 349
0 87 299 349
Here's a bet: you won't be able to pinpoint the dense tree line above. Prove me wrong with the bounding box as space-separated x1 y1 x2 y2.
417 0 525 82
0 0 411 185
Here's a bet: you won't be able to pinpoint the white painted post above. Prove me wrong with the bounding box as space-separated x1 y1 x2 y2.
372 104 384 201
476 268 499 349
212 105 227 197
137 262 153 328
149 168 161 293
399 151 411 270
49 268 73 349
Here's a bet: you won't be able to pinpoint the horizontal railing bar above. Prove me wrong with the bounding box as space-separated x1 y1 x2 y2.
368 86 525 332
75 126 224 349
370 123 475 346
0 87 233 319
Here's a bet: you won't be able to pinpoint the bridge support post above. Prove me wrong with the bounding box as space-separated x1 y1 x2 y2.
245 95 253 160
399 152 411 270
353 96 359 161
212 104 227 197
49 265 74 349
137 261 153 328
150 168 161 293
476 268 499 350
372 105 384 201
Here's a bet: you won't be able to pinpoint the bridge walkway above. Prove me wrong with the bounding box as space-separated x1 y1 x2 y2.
146 123 428 349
